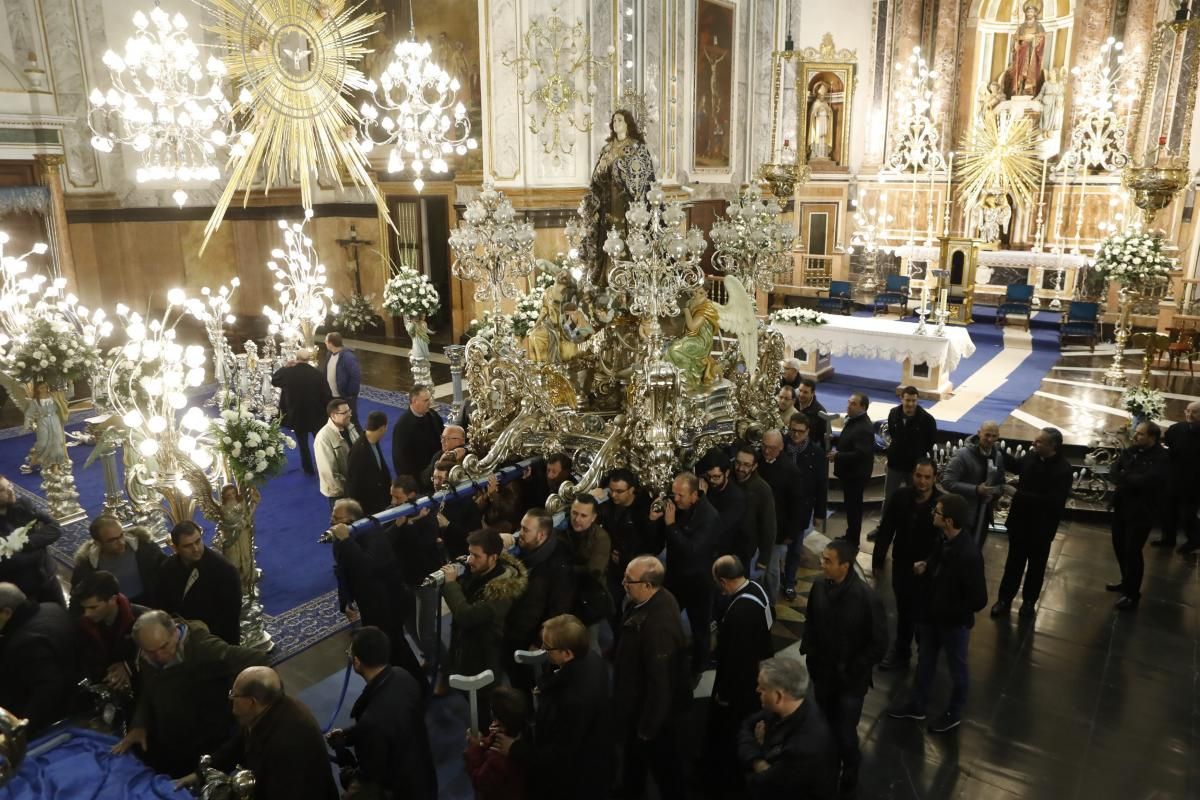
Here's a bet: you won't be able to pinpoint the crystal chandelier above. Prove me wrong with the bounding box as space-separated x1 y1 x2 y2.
262 211 337 354
449 182 536 333
358 1 476 192
87 5 247 207
710 184 796 296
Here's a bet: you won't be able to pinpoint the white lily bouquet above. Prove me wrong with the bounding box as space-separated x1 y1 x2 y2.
0 520 33 561
768 307 828 327
382 265 441 320
1121 385 1165 423
0 316 102 387
332 293 377 334
1092 230 1174 288
210 406 296 486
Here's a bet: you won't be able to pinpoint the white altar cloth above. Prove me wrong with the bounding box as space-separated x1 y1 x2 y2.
773 315 976 373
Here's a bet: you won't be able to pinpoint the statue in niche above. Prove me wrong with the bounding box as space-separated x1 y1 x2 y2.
1034 66 1064 135
1006 1 1046 97
579 110 655 286
977 192 1012 244
807 82 834 161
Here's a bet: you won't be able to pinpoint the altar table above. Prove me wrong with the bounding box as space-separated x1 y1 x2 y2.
773 315 976 398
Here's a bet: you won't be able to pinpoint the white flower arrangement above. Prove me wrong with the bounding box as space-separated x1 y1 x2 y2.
382 265 440 319
768 307 828 327
209 404 296 487
0 520 33 562
332 293 377 334
1092 230 1174 288
0 316 102 387
466 310 509 348
1121 385 1165 422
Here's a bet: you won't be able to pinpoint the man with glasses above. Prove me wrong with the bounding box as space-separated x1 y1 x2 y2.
112 609 268 777
612 556 690 800
421 424 468 490
699 449 747 559
71 515 166 606
597 468 658 635
731 445 776 586
783 415 828 598
315 399 359 508
392 384 445 480
0 475 65 605
888 493 987 733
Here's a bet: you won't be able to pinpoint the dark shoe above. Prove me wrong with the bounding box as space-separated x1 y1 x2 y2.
990 600 1011 618
928 712 962 733
783 586 797 601
1150 538 1176 548
1177 541 1200 555
878 650 910 671
1105 581 1124 592
887 703 926 721
1115 595 1139 611
1018 603 1036 619
866 529 878 542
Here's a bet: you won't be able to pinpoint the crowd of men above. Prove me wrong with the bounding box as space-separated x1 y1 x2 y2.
1 328 1197 799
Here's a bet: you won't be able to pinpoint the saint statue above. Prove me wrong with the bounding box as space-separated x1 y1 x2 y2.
979 81 1005 123
1007 1 1046 97
807 82 834 161
1034 66 1064 135
578 110 655 286
977 193 1012 244
666 287 721 388
527 273 593 364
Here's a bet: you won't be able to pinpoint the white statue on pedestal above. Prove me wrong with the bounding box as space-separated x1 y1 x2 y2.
808 83 834 161
1034 66 1064 136
977 193 1011 244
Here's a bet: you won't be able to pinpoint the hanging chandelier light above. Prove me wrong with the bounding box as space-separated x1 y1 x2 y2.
87 4 248 207
358 1 476 192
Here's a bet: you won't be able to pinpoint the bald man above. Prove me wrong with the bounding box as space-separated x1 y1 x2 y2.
942 420 1006 550
186 666 337 799
1160 401 1200 553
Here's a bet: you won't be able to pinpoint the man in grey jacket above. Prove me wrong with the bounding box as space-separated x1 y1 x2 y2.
941 421 1005 551
315 398 359 507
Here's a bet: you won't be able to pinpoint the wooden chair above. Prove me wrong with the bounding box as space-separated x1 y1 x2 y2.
816 280 853 315
1166 325 1198 376
1058 301 1101 351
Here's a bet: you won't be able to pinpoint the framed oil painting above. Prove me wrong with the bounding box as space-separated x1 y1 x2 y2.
693 0 735 170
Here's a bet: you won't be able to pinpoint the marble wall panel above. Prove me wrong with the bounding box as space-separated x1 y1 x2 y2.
42 0 98 187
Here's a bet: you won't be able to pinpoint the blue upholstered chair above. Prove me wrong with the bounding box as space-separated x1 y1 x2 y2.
996 284 1035 330
1059 301 1101 351
816 280 853 315
873 274 911 316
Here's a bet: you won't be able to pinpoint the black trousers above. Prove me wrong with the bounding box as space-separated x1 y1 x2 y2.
620 719 685 800
891 566 919 659
1112 514 1153 600
813 682 866 787
998 528 1054 605
1163 488 1199 546
841 480 866 546
294 428 317 473
669 578 713 672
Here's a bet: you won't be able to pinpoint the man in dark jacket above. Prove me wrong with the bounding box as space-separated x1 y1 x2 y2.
112 611 270 777
732 445 777 578
0 582 77 733
831 393 874 547
941 421 1006 550
388 476 445 670
72 517 166 606
993 427 1074 618
613 556 690 800
784 416 828 598
271 349 332 475
872 459 942 671
737 655 838 800
0 476 65 605
699 450 747 558
504 508 576 689
871 386 937 538
796 378 830 449
392 384 444 480
598 468 660 633
651 472 720 672
800 540 887 797
196 666 338 800
707 555 774 789
1159 400 1200 553
328 626 437 799
510 614 612 800
156 520 242 645
346 410 392 516
71 570 147 690
324 332 362 431
758 430 803 604
888 493 988 733
1107 421 1171 610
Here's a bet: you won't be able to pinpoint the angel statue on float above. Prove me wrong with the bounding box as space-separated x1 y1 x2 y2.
667 276 760 388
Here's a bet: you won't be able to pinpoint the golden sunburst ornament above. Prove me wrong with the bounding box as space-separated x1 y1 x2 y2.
956 114 1042 211
198 0 386 251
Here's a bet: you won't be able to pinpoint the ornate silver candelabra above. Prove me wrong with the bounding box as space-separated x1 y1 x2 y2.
709 183 796 296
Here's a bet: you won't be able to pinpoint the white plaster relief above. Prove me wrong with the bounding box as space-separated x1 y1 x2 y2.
487 0 523 183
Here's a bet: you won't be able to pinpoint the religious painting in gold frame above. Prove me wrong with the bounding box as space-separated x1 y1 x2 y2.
693 0 735 170
795 35 856 173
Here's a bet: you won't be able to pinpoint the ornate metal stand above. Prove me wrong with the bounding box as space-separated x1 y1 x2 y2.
410 355 433 389
445 344 466 419
1103 287 1135 386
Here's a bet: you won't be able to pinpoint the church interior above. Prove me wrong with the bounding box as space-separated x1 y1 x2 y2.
0 0 1198 797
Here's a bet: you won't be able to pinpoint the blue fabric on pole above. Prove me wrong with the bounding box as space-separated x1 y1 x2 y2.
4 727 189 799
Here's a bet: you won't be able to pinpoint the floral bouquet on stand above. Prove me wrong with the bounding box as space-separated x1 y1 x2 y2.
331 293 379 335
1121 385 1165 426
382 265 441 321
209 405 296 488
0 316 102 388
767 307 828 327
1091 230 1174 288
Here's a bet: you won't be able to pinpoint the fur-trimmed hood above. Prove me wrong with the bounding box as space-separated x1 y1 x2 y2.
74 525 156 568
478 551 528 603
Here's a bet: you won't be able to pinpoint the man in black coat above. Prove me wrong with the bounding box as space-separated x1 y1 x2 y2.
831 393 874 547
872 459 942 671
504 508 576 690
796 378 830 449
392 384 444 480
737 655 838 800
613 556 691 800
598 468 659 637
0 476 65 605
993 427 1074 618
651 472 720 673
328 626 437 800
732 445 777 579
707 555 774 790
0 582 77 732
346 410 392 516
783 416 828 598
800 539 887 797
888 493 988 733
757 430 803 604
1159 400 1200 553
271 349 332 475
699 450 747 558
871 386 937 538
509 614 613 800
1107 421 1171 610
388 476 445 670
156 520 242 645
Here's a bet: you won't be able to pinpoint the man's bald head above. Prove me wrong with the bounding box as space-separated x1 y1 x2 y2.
762 429 783 447
235 666 282 705
1186 401 1200 423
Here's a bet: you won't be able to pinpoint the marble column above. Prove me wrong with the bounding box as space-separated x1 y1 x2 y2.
34 154 79 290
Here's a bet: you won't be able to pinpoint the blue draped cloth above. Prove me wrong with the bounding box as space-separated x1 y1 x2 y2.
2 727 189 799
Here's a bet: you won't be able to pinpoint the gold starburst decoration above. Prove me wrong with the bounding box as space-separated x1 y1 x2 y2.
956 114 1042 210
199 0 387 251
